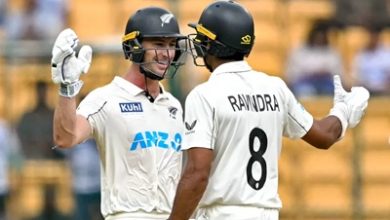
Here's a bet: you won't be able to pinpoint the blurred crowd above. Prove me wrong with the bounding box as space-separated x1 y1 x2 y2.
0 0 389 219
1 0 68 40
0 0 103 219
285 19 390 98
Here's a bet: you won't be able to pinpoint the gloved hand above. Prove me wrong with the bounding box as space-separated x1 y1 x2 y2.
51 28 92 97
329 75 370 139
345 86 370 127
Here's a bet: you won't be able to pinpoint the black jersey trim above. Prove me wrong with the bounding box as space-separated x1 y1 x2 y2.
287 112 308 132
86 101 108 120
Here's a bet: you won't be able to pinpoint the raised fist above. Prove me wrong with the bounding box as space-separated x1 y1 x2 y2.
51 28 93 97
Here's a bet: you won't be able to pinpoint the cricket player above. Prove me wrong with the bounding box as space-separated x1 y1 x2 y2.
168 1 370 220
51 7 187 220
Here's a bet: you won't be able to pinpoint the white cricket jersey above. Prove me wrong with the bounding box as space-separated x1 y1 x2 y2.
77 76 183 218
183 61 313 210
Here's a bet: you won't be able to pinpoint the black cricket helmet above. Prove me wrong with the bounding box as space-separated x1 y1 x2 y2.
122 7 187 80
188 0 255 65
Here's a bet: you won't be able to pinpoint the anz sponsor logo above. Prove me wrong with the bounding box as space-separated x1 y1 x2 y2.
120 102 143 113
130 131 182 152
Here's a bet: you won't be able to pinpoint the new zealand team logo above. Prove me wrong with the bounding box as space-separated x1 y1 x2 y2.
160 13 174 27
168 106 178 119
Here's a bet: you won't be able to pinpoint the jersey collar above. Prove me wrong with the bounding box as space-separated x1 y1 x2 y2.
112 76 144 96
112 76 168 99
210 60 252 78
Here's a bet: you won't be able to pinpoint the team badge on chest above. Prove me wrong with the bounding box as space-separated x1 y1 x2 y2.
168 106 178 119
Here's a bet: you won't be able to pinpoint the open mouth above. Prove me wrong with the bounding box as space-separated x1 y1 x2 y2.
155 60 171 70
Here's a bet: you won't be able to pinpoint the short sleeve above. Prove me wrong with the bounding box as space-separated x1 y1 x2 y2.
281 80 314 139
182 87 215 150
76 89 107 132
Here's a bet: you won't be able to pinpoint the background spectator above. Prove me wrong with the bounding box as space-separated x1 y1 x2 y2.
333 0 390 27
5 0 68 40
16 81 67 220
0 0 5 26
0 118 23 220
352 24 390 96
284 19 344 98
17 81 60 160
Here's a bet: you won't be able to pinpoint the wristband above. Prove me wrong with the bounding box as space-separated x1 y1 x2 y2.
59 80 83 98
329 102 349 140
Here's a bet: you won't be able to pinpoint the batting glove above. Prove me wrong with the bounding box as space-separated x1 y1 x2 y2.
329 75 349 139
345 86 370 128
51 28 92 97
329 75 370 139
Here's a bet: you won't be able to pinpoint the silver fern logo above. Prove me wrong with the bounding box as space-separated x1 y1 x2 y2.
168 106 178 119
160 13 174 27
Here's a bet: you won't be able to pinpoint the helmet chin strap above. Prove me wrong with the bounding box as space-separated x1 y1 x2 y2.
142 72 155 103
140 65 165 103
204 56 214 72
140 65 164 81
138 60 172 102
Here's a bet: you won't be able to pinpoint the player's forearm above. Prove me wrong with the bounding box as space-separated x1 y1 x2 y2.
303 116 341 149
169 170 209 220
53 96 78 148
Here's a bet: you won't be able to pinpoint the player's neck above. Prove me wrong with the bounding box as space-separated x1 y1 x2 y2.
124 67 160 97
144 78 160 97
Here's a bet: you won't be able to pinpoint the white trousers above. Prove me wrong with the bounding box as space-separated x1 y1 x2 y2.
105 211 169 220
195 205 279 220
105 211 194 220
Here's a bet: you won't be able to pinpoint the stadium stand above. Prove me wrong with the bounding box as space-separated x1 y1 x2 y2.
279 98 390 220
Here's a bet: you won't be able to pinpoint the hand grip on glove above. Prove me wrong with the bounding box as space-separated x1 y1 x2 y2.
51 28 93 97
